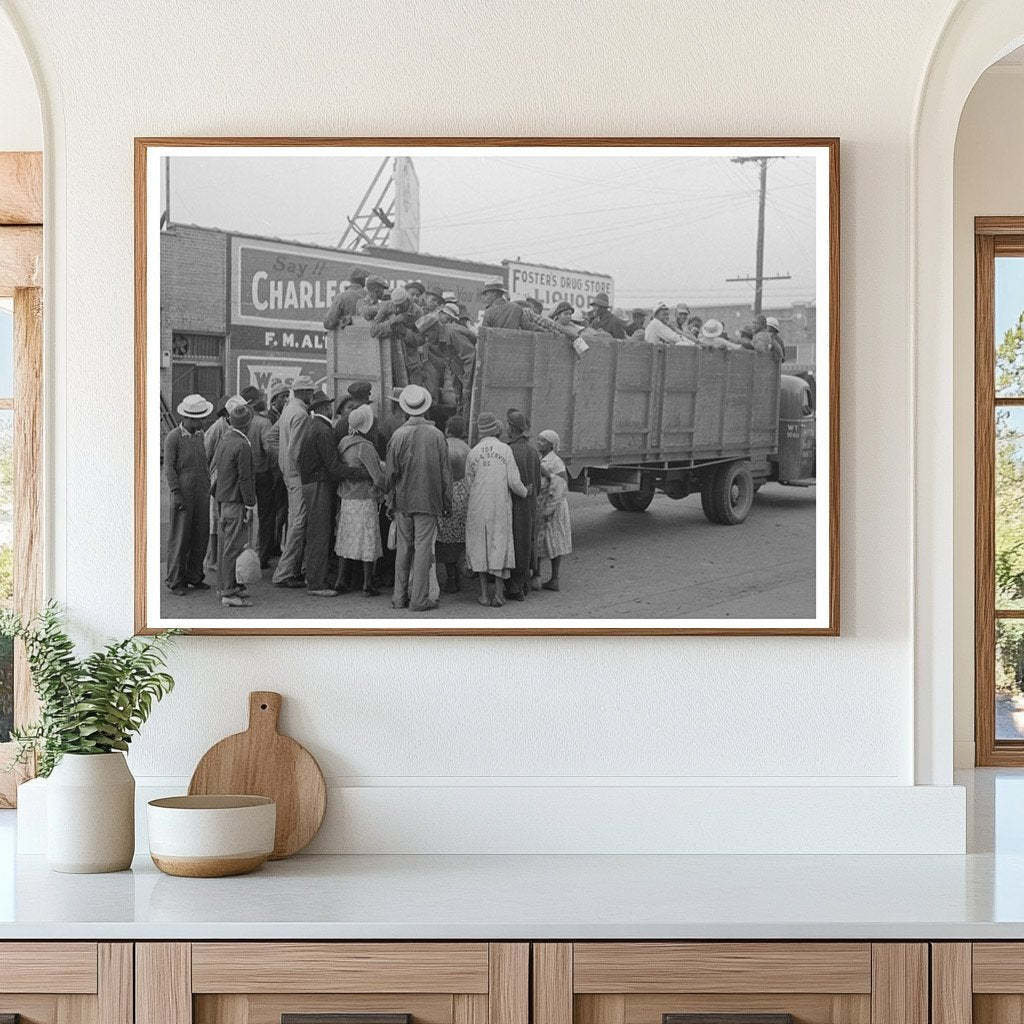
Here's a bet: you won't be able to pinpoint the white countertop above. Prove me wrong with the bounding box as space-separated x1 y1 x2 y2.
1 769 1021 941
0 850 1023 940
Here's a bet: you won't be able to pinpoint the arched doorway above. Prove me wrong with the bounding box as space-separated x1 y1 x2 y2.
913 2 1024 784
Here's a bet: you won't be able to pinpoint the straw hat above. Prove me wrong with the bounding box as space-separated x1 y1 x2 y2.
399 384 432 416
177 394 213 419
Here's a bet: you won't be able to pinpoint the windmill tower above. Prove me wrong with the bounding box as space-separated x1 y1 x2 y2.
338 156 420 253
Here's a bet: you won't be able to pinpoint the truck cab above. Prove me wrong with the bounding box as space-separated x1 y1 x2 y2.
773 373 816 485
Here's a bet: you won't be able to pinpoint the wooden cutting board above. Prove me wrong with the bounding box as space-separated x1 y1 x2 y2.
188 691 326 859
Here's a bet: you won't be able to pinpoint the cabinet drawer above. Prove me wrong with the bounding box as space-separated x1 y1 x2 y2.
191 943 491 994
0 942 99 994
534 944 926 1024
0 943 130 1024
139 943 528 1024
572 944 872 994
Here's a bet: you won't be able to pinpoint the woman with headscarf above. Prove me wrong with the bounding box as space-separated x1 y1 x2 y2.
435 415 471 593
504 408 542 601
535 429 572 591
335 404 386 596
465 411 527 607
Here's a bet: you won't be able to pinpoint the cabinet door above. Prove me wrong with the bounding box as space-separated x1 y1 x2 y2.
533 944 928 1024
0 943 131 1024
137 943 528 1024
941 943 1024 1024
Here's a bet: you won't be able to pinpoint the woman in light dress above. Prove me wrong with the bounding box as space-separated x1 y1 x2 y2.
465 411 527 607
335 404 385 597
534 429 572 592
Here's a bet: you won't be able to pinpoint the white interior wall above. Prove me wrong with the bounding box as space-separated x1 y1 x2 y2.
0 13 39 152
0 0 982 853
952 65 1024 767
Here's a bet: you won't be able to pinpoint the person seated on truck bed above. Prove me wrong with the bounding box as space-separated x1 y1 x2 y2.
699 319 743 351
751 314 786 363
453 305 478 345
371 285 426 388
421 286 445 313
481 278 533 330
513 296 580 340
644 303 693 346
322 266 369 331
765 316 787 362
356 275 388 321
587 292 626 339
548 301 587 340
673 303 691 335
626 308 647 337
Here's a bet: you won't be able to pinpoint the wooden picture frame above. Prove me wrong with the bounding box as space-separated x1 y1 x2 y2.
975 216 1024 765
135 137 839 636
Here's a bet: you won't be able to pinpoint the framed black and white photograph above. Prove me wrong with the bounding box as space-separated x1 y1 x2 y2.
135 137 838 636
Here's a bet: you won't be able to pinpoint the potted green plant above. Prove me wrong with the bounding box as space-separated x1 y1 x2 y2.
2 603 178 873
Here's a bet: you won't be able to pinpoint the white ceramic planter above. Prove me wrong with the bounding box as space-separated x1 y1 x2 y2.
46 752 135 873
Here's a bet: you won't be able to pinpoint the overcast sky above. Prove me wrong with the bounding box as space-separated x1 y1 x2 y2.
166 151 818 308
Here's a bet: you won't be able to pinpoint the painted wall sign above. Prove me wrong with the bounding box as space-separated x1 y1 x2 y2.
504 260 614 311
230 236 496 330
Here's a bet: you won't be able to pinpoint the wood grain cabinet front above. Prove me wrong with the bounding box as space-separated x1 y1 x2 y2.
136 944 528 1024
533 944 929 1024
0 943 132 1024
932 943 1024 1024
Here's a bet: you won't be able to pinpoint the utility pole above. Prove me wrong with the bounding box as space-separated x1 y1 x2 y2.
727 156 790 315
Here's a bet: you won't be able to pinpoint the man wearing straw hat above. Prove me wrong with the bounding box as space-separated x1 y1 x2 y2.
384 384 452 612
164 393 214 597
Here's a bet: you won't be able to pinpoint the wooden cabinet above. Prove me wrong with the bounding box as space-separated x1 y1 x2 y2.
532 944 928 1024
932 943 1024 1024
0 937 956 1024
136 944 528 1024
0 943 131 1024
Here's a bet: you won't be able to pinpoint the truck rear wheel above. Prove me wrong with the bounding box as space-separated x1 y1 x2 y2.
701 461 754 525
607 491 654 512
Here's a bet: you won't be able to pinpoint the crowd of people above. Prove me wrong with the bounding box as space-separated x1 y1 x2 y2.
321 268 788 417
162 271 788 613
164 378 572 612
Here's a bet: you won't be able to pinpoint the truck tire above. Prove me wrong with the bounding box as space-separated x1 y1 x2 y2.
701 461 754 525
607 493 625 510
608 491 654 512
620 491 655 512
